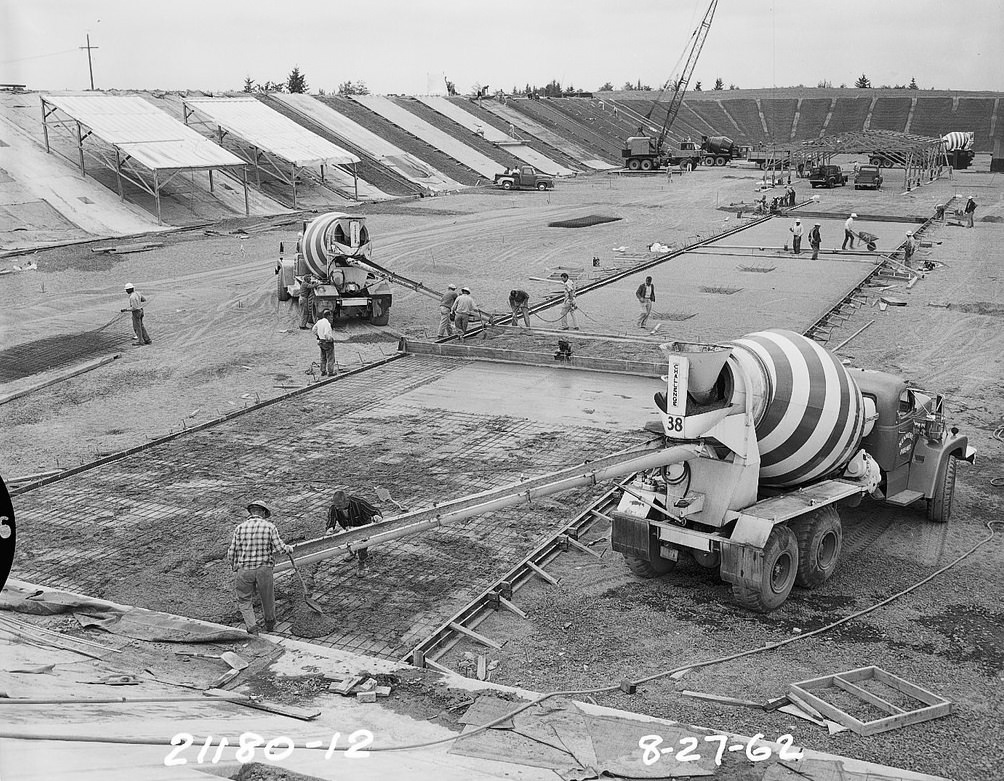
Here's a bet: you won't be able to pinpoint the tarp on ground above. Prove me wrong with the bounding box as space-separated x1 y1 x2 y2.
415 96 577 177
482 101 618 170
183 96 359 167
351 94 505 179
273 94 462 193
41 94 246 171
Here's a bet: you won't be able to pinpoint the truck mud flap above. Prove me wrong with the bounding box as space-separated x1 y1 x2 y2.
720 542 762 586
610 511 655 560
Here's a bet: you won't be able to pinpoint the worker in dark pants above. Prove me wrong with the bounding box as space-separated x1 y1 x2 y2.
809 223 822 260
226 500 293 635
121 284 152 345
325 490 383 565
509 289 530 328
789 219 803 254
842 213 857 250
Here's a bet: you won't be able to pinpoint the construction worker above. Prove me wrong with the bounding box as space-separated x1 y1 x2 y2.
298 274 319 329
635 276 655 328
809 223 822 260
903 231 917 267
509 289 531 328
312 310 336 376
325 490 383 564
842 213 857 250
559 273 579 330
226 500 293 635
120 284 152 345
964 195 977 228
789 219 804 254
451 287 477 338
438 283 458 337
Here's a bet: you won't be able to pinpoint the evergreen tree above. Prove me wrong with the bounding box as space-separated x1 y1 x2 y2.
286 66 308 94
713 77 724 91
242 76 255 93
854 73 871 88
909 77 919 90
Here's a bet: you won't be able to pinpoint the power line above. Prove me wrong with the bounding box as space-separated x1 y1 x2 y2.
0 48 78 65
79 33 98 90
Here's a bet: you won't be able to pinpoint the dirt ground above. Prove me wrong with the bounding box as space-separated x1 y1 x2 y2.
2 163 1003 779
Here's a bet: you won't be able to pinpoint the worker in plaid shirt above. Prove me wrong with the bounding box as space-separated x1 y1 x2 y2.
227 500 293 635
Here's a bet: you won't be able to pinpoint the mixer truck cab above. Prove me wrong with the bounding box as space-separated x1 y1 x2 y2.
610 330 974 613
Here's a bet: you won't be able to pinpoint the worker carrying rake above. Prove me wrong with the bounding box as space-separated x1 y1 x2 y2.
325 490 383 566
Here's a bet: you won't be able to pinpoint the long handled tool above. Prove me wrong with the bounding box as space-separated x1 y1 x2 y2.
287 552 324 614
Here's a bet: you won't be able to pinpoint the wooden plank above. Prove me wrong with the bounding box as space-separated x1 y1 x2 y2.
833 676 905 715
476 655 487 681
681 690 764 709
872 667 945 706
449 621 503 650
856 703 955 737
422 656 453 674
525 561 559 586
788 685 867 733
498 596 528 619
786 692 826 721
562 534 603 559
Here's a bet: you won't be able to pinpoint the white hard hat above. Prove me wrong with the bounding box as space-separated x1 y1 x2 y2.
124 283 134 291
447 284 457 290
461 287 471 294
905 231 912 236
850 213 857 218
795 219 800 223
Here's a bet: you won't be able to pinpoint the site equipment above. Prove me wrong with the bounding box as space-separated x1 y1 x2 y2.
620 0 719 171
940 131 975 170
850 230 880 251
854 165 884 190
699 135 740 167
275 212 392 326
493 165 554 191
809 164 848 189
610 330 973 611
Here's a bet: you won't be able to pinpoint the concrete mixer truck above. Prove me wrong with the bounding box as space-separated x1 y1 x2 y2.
275 212 392 326
941 131 976 170
610 329 975 612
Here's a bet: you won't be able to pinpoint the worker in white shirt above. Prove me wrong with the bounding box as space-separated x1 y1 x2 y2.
451 287 477 338
120 283 152 345
789 219 804 254
842 213 857 250
559 273 579 330
311 310 336 376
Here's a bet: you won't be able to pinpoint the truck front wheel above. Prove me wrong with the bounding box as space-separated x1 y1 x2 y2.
623 551 675 578
277 271 291 302
536 182 548 191
793 506 842 588
501 180 513 190
927 455 957 523
731 526 798 612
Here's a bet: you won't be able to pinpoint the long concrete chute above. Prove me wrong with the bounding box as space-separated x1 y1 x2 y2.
274 442 701 572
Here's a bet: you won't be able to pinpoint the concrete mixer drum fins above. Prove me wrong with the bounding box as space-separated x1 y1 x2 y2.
614 329 975 613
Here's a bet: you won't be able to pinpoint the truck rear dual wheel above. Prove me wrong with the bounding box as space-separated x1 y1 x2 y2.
793 506 842 589
624 553 675 578
731 526 798 612
640 159 653 171
627 159 641 171
927 455 957 523
702 156 716 167
715 156 727 167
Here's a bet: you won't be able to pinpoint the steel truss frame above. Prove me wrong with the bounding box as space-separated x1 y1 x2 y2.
182 100 359 208
792 130 951 192
39 97 250 225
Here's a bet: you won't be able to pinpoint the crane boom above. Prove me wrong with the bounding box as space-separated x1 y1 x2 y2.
655 0 718 151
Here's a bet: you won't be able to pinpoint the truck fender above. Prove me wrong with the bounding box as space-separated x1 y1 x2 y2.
907 434 971 498
720 541 763 586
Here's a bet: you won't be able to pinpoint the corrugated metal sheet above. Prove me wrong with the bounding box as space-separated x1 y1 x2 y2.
42 94 246 170
184 97 359 167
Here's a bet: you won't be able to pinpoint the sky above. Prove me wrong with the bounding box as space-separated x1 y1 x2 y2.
1 0 1001 95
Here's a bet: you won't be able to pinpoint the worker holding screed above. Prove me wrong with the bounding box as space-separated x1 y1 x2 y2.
325 490 382 565
227 500 293 635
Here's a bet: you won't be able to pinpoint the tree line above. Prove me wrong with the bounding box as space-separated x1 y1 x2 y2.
241 67 370 96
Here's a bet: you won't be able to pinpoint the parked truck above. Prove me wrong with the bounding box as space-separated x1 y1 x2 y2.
493 166 554 191
610 330 974 611
941 131 976 170
622 136 702 171
275 212 392 326
699 135 740 166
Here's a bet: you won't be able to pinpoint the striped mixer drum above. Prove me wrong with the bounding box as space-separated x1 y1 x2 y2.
729 329 866 488
299 212 371 278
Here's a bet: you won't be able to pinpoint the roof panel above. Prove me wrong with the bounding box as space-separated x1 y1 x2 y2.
184 97 360 166
42 94 246 169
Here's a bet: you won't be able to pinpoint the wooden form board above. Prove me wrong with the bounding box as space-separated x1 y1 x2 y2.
788 666 955 736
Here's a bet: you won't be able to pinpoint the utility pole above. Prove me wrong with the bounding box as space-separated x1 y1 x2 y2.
80 34 98 90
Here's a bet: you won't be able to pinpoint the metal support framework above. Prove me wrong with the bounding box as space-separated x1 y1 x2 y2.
39 97 249 225
791 130 950 190
182 101 359 208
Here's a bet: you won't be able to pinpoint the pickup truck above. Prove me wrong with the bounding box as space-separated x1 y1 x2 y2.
808 164 848 189
854 165 883 190
493 166 554 191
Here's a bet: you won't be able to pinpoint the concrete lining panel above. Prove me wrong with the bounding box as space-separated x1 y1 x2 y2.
352 95 505 179
415 96 576 177
483 101 617 170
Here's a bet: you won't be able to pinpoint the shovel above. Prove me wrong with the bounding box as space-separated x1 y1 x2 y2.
287 552 325 614
373 485 404 511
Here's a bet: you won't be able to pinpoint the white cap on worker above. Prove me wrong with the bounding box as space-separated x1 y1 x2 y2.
850 213 857 218
814 222 821 226
447 283 456 290
906 231 912 236
795 219 801 223
124 283 134 290
461 287 471 293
